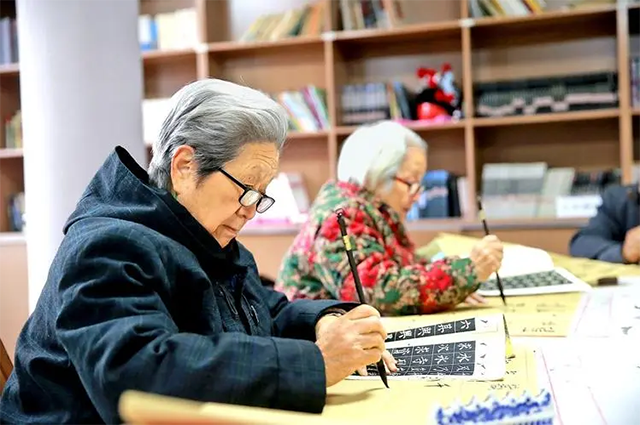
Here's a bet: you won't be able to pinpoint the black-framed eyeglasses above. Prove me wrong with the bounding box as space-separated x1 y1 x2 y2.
394 176 423 197
218 168 275 213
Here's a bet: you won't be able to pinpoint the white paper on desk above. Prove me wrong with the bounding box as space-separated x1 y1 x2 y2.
540 338 640 425
491 245 555 278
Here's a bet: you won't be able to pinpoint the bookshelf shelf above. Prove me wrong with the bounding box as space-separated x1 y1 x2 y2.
632 108 640 116
473 109 620 127
0 63 19 76
0 148 23 159
471 6 617 48
142 48 197 63
207 36 324 56
335 120 466 136
335 20 461 45
287 130 330 139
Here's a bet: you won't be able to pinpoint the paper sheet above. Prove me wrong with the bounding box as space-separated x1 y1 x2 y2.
324 345 540 425
573 284 640 338
349 315 509 381
382 292 585 337
538 338 640 425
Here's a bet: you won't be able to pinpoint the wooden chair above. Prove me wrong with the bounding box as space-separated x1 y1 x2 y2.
0 338 13 394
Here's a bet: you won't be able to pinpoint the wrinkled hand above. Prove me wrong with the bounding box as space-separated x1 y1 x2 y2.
356 350 398 376
464 292 487 306
622 226 640 263
315 305 394 387
469 235 504 281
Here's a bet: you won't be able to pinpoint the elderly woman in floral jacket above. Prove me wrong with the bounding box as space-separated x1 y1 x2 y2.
275 121 504 316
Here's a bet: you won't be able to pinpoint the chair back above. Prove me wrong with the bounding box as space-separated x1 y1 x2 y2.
0 338 13 394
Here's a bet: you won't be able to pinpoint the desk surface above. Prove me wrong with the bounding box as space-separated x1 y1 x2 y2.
322 283 640 425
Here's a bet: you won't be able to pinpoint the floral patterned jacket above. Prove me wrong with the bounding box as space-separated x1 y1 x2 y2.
274 180 480 316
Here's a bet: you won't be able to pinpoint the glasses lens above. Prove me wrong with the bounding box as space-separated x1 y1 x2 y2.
240 190 261 207
256 197 275 213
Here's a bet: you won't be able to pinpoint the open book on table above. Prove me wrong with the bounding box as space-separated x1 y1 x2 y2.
348 313 513 382
478 245 592 297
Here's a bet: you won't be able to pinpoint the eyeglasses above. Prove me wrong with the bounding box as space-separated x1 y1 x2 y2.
217 168 275 213
394 177 423 197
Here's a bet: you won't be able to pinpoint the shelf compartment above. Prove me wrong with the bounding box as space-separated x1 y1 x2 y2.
473 108 620 127
208 37 324 58
471 6 617 48
0 63 18 76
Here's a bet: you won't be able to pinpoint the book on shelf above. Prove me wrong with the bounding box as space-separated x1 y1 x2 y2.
468 0 546 18
480 163 628 220
474 71 619 118
0 17 18 65
243 172 310 230
239 0 326 43
406 170 470 221
272 86 330 132
339 0 405 31
138 8 197 52
4 110 22 149
7 191 25 232
631 57 640 108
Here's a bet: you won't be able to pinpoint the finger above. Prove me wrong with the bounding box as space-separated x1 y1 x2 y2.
344 304 381 320
382 350 398 373
471 293 487 304
357 333 386 351
465 295 481 305
363 347 384 365
353 316 387 340
356 366 368 376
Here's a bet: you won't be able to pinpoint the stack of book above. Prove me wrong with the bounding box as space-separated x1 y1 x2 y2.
480 163 625 219
469 0 547 18
406 171 469 221
0 17 18 65
239 1 326 43
341 81 417 126
272 86 330 132
339 0 405 30
474 72 619 118
138 8 198 52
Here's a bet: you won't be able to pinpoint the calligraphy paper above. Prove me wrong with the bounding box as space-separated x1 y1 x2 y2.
349 314 510 381
325 345 541 425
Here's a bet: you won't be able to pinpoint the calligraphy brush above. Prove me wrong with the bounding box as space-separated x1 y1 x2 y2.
335 209 389 389
476 197 506 306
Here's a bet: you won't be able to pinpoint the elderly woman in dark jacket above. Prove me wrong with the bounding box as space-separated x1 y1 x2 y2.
0 79 395 425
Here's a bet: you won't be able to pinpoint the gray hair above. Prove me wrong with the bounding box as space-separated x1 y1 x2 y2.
337 120 428 192
148 79 289 190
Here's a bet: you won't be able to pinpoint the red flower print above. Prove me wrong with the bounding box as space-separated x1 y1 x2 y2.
340 277 357 302
320 218 340 241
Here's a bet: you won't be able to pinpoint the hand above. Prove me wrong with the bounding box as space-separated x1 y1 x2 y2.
622 226 640 263
356 350 398 376
469 235 504 281
464 292 486 306
315 305 388 387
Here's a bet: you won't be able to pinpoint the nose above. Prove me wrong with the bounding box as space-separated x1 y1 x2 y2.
237 204 257 221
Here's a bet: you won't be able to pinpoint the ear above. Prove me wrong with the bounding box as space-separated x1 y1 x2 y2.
170 145 197 195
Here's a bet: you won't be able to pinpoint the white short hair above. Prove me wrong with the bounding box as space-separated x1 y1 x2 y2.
148 79 288 190
337 121 428 192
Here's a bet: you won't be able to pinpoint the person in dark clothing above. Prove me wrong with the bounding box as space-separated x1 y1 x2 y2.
0 79 396 425
569 184 640 264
